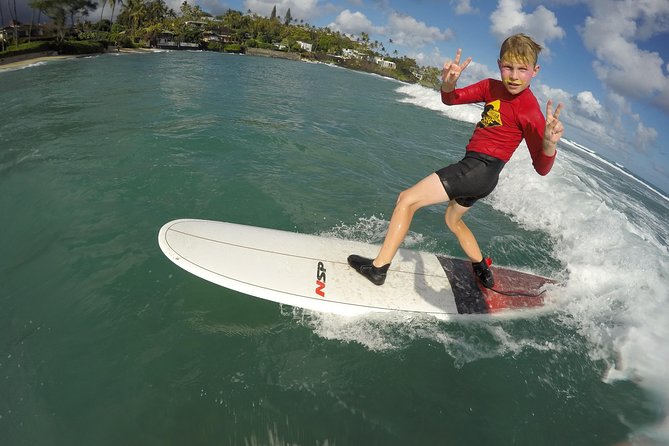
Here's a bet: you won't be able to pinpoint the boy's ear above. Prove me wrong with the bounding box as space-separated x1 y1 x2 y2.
532 64 541 77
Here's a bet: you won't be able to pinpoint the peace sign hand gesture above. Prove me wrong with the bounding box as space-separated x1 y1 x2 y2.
441 49 472 91
543 99 564 155
544 99 564 143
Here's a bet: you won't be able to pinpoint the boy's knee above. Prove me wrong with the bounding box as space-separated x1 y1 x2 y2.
445 216 458 233
393 190 420 216
445 209 463 233
396 189 412 207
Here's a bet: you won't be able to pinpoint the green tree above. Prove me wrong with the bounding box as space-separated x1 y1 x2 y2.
221 9 242 29
270 5 276 20
118 0 146 38
109 0 122 23
179 1 205 20
29 0 94 41
98 0 108 29
284 8 291 25
146 0 167 23
67 0 96 32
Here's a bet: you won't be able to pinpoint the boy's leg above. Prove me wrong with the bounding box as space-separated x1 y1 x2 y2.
373 173 449 266
445 201 494 287
444 201 483 262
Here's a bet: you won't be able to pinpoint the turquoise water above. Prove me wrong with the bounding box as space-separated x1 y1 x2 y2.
1 51 668 445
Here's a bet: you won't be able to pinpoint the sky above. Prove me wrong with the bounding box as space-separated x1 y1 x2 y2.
4 0 669 193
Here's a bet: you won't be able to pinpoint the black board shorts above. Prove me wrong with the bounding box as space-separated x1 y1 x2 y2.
436 151 506 207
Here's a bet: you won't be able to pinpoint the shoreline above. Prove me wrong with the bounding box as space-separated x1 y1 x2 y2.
0 51 65 70
0 47 160 71
0 47 407 81
0 47 308 72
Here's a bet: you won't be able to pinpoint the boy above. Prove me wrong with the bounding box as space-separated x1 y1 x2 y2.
348 33 564 288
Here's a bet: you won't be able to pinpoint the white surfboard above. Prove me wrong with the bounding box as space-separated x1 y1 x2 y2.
158 219 555 320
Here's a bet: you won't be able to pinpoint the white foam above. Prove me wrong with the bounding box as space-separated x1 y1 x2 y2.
0 61 47 72
395 83 481 124
306 145 669 437
561 139 669 203
292 306 565 368
312 84 669 438
492 145 669 440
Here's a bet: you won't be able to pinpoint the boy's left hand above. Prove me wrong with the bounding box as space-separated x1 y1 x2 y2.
544 99 564 146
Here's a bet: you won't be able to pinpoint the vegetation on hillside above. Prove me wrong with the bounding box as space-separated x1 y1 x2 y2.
2 0 442 86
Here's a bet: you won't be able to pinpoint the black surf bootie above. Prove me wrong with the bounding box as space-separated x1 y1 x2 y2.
472 258 494 289
347 255 390 286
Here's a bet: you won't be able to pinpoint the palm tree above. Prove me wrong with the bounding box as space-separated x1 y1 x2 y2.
109 0 122 24
8 0 19 47
121 0 146 38
29 0 67 42
64 0 95 34
146 0 167 24
98 0 108 29
29 7 36 41
0 2 5 51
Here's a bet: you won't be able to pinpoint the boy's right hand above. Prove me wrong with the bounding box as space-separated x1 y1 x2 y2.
442 49 472 91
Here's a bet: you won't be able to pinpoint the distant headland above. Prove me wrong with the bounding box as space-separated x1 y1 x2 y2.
0 3 441 88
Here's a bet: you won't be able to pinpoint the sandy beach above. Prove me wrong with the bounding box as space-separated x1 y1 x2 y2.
0 51 68 71
0 47 160 72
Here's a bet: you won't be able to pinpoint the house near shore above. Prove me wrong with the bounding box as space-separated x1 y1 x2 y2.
184 21 208 29
342 48 367 60
296 41 313 52
202 30 235 44
374 57 396 70
155 31 200 50
1 21 47 43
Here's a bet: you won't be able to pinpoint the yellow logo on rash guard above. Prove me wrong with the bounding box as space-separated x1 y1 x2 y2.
477 99 502 128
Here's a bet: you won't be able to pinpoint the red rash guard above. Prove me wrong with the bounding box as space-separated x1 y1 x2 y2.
441 78 556 176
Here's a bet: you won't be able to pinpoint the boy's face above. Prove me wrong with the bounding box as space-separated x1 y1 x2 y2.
497 57 540 95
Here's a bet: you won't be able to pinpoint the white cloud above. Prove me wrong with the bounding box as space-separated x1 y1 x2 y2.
529 82 623 151
607 91 631 115
489 0 565 55
328 9 382 36
451 0 478 15
635 121 658 151
486 0 666 156
412 47 444 68
533 82 573 106
575 91 604 121
330 10 452 51
243 0 320 21
580 0 669 114
385 12 453 48
459 60 499 85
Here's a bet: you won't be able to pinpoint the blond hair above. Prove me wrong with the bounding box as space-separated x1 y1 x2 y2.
499 34 542 66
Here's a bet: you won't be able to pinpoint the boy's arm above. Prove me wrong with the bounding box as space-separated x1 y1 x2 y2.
524 100 564 176
441 48 488 105
441 48 471 92
441 79 489 105
542 99 564 156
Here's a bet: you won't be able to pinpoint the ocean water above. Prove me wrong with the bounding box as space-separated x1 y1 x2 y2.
1 51 668 445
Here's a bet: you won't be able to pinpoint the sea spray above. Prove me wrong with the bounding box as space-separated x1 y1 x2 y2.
492 135 669 443
307 81 669 440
